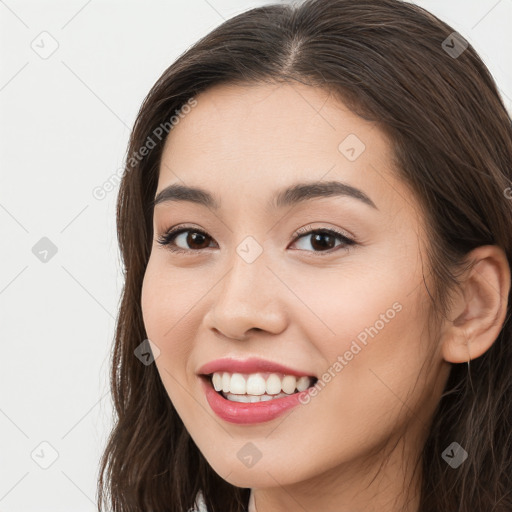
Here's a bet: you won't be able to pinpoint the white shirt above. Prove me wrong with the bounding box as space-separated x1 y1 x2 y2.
248 490 256 511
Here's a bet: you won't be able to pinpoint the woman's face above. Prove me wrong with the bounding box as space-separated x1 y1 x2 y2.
141 82 450 493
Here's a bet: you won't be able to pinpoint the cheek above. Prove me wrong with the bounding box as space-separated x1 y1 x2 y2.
141 264 167 344
140 264 192 420
141 261 192 375
141 256 202 339
283 298 432 483
288 257 420 355
140 257 214 397
294 258 432 418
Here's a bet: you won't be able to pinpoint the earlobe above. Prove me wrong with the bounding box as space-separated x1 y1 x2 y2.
441 245 511 364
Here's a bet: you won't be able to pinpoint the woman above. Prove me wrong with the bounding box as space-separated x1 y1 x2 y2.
97 0 512 510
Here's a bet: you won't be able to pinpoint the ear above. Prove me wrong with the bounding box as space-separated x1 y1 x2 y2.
441 245 511 364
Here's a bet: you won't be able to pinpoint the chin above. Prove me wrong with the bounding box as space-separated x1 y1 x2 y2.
218 468 289 489
202 453 301 489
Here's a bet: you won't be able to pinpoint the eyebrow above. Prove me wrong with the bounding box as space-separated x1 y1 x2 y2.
152 180 378 211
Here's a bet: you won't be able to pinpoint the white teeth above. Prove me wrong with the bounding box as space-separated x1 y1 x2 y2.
210 371 315 397
246 373 267 395
265 374 282 395
282 375 297 394
222 372 231 393
230 373 246 394
297 376 310 392
212 373 223 391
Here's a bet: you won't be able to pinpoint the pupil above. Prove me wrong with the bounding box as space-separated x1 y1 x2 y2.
312 233 334 250
188 232 209 249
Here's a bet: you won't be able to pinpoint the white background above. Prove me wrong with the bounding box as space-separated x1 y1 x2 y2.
1 0 511 510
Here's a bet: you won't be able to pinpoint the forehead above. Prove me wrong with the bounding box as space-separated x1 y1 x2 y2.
157 82 420 226
162 82 391 166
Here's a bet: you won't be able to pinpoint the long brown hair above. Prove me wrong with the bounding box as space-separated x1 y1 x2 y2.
97 1 512 510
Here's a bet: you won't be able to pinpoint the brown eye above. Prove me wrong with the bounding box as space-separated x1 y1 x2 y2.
157 227 216 253
291 228 356 254
181 231 211 250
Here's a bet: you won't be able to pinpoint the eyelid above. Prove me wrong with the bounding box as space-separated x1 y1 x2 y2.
291 223 354 241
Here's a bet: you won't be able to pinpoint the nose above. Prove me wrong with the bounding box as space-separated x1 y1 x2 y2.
203 251 287 341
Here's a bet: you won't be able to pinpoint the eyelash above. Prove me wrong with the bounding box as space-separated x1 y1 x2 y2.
156 224 357 257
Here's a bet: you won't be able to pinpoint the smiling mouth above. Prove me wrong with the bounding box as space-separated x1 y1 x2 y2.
203 372 318 403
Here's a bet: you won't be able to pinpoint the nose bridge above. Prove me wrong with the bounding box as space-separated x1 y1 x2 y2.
206 239 285 338
218 243 270 311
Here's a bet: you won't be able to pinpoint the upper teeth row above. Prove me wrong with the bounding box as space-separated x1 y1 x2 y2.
211 372 313 395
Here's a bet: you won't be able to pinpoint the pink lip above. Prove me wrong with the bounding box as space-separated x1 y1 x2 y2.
197 357 315 378
200 376 312 424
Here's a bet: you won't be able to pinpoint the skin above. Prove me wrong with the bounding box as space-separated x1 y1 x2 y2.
140 82 510 512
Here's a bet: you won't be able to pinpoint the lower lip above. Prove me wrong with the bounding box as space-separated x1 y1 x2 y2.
200 376 312 424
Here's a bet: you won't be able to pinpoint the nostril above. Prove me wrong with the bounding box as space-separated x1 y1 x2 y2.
212 328 249 342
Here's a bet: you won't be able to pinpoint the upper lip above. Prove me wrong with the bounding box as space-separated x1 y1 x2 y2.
198 357 315 377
